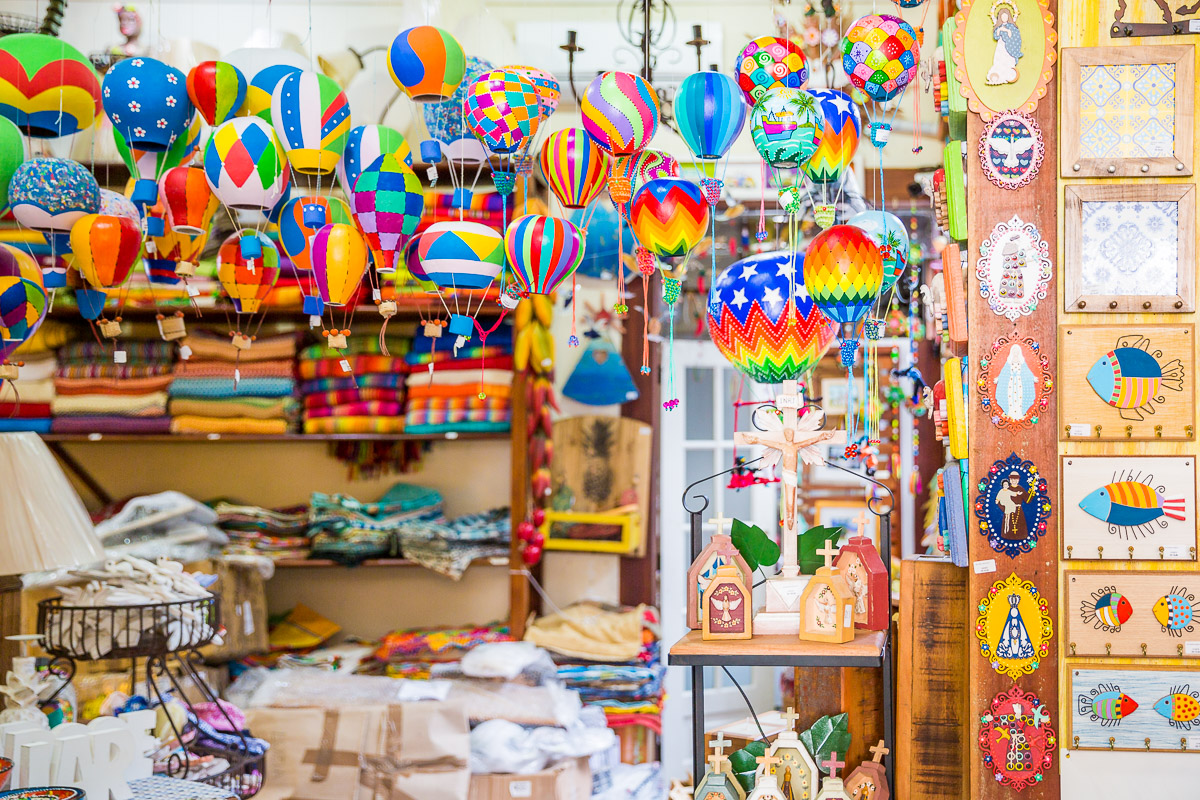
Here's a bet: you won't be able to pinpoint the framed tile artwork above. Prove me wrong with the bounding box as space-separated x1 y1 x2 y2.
1063 183 1195 313
1058 324 1194 441
1061 45 1194 177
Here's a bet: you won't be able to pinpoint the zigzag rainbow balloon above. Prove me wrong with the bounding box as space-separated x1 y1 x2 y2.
628 177 708 263
802 224 882 324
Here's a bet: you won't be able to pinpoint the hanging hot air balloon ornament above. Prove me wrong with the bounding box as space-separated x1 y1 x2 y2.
0 256 48 380
216 229 281 366
69 213 141 339
278 195 352 316
0 33 102 138
464 67 542 208
0 118 24 214
142 218 206 341
504 215 584 297
804 88 861 227
186 60 247 126
388 26 466 103
9 157 101 289
159 165 218 237
420 55 492 199
507 65 560 204
418 220 506 350
271 70 352 176
311 223 369 354
338 124 412 205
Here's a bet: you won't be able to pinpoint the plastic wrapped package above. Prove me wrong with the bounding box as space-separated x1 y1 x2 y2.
457 641 558 683
469 716 618 775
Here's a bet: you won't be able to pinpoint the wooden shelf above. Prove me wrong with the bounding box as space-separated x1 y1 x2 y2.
47 300 503 320
273 555 509 569
667 629 888 668
41 432 509 443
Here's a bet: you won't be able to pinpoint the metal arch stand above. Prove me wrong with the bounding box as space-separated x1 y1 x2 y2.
680 455 895 797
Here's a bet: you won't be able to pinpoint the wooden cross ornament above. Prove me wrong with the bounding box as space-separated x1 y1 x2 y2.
869 740 889 763
817 539 840 571
822 751 846 779
709 512 732 538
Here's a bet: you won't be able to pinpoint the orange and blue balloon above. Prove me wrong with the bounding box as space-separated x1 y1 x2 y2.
0 272 46 361
418 221 505 290
388 26 465 103
676 72 747 161
69 213 141 290
803 224 883 324
539 128 607 210
628 178 709 263
278 196 352 272
504 215 584 296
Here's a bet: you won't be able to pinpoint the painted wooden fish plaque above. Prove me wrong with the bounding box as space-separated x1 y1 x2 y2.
976 216 1052 322
1070 667 1200 751
952 0 1057 121
1067 571 1200 658
977 331 1053 430
974 452 1051 558
977 686 1057 789
1059 325 1195 441
1060 456 1196 561
975 573 1053 679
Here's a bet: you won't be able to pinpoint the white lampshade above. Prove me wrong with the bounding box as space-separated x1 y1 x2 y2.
0 434 104 576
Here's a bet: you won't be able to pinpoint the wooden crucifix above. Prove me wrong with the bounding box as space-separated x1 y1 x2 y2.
822 751 846 779
734 379 847 578
869 740 889 763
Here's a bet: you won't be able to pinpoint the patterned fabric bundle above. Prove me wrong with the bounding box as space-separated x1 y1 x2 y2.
168 333 298 434
308 483 444 564
299 336 409 435
0 353 56 431
402 320 514 435
50 340 175 434
215 502 311 561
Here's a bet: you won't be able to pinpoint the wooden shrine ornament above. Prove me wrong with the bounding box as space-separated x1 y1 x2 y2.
702 564 752 641
813 752 850 800
844 740 889 800
834 513 890 630
1068 571 1200 658
977 331 1052 431
974 572 1053 679
977 686 1057 790
687 512 752 629
951 0 1057 121
747 753 786 800
797 540 855 644
974 452 1051 558
975 215 1052 323
765 707 818 800
694 735 747 800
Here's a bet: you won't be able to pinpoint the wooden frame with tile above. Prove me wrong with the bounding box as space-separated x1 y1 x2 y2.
1063 183 1196 313
1061 45 1194 178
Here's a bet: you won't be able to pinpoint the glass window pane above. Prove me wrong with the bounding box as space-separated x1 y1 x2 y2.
703 667 716 690
724 665 753 686
722 369 741 440
683 667 691 692
685 368 714 440
722 449 752 521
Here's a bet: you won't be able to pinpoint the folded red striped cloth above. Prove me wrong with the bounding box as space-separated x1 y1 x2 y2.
55 363 173 380
303 416 406 434
404 406 511 426
302 388 404 409
298 374 404 394
297 355 408 380
305 401 404 418
407 383 511 400
406 395 510 412
0 402 52 418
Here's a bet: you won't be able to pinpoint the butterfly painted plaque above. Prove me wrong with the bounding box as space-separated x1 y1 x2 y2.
952 0 1057 121
975 573 1052 679
977 331 1052 430
976 215 1052 322
979 111 1044 189
1070 667 1200 751
978 686 1057 790
975 452 1051 558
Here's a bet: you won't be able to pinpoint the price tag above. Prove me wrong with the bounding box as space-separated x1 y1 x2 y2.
339 359 351 373
1163 545 1186 559
309 315 322 328
1184 641 1200 656
973 559 997 575
179 345 192 360
234 368 241 383
506 781 532 798
372 288 381 302
1067 423 1091 438
1191 19 1200 32
113 350 127 364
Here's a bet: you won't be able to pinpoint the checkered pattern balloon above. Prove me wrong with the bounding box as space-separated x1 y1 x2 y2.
841 14 919 103
351 154 424 273
510 65 561 116
338 124 412 203
707 250 837 384
465 69 541 155
504 214 584 296
802 224 883 324
736 36 808 105
203 117 291 213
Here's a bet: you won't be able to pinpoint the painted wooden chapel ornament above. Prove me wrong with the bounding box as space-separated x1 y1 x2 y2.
797 540 855 644
975 216 1052 323
977 686 1057 790
834 512 890 630
734 380 846 634
813 752 851 800
976 330 1053 430
766 708 818 800
974 573 1053 679
695 736 746 800
845 741 889 800
746 754 787 800
974 452 1051 558
702 565 752 640
687 513 752 629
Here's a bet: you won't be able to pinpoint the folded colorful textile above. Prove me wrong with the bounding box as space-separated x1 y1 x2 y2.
168 396 295 420
178 331 297 362
403 420 510 435
0 379 54 404
297 355 408 380
298 374 403 395
0 402 51 418
298 333 415 360
0 417 51 432
302 388 403 409
301 416 406 434
404 369 513 388
58 341 174 364
52 391 169 417
173 360 295 379
51 416 172 434
170 416 290 435
304 401 404 418
169 377 295 398
54 375 174 395
406 383 511 400
56 363 173 380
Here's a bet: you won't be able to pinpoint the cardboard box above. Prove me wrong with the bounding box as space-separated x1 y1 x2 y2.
468 757 592 800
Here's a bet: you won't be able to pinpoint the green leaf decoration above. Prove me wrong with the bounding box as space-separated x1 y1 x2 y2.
729 740 767 793
799 712 851 775
731 518 780 572
798 524 845 575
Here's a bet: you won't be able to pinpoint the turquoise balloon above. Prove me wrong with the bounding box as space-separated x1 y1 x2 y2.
676 72 746 161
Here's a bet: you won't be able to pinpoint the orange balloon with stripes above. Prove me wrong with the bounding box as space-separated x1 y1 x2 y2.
160 166 219 237
69 214 142 290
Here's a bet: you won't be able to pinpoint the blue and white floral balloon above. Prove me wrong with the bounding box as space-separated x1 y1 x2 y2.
102 57 194 152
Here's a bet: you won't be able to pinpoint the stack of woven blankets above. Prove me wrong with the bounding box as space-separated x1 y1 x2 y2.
214 502 311 561
50 341 174 434
297 335 410 435
403 322 513 435
168 331 297 435
0 350 57 433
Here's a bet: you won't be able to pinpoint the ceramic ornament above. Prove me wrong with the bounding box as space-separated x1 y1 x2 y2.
746 754 787 800
975 215 1051 322
977 686 1056 789
702 565 752 641
1086 334 1185 422
765 708 818 800
1070 667 1200 750
974 573 1053 679
796 540 856 644
976 331 1053 430
974 452 1051 558
693 735 746 800
686 513 752 629
813 752 850 800
1067 571 1200 657
844 741 889 800
979 111 1044 189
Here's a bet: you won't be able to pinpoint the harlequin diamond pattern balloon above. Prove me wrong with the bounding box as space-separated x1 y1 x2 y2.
675 71 747 161
736 36 808 105
707 250 837 384
803 88 861 184
803 224 883 324
465 69 541 154
749 87 824 169
504 214 584 296
351 155 424 273
580 71 659 157
217 230 280 314
539 128 608 210
204 117 290 212
847 210 909 293
841 14 919 103
628 178 709 262
418 221 505 290
0 33 101 138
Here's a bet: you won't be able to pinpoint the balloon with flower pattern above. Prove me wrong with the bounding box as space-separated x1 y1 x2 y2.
505 215 585 296
803 224 883 324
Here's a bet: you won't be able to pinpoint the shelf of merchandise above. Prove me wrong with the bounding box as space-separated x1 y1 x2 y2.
272 555 509 569
39 432 508 443
667 629 888 668
45 299 504 320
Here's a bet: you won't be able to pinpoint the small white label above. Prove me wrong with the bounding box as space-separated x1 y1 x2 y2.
372 288 381 302
445 431 459 440
1189 735 1200 750
1184 641 1200 656
777 394 800 409
186 284 200 297
1190 19 1200 32
507 781 532 798
309 315 322 328
844 605 854 627
234 368 241 383
179 345 192 360
87 433 102 442
1067 423 1091 437
776 584 807 606
339 359 351 373
242 600 255 635
1163 545 1186 559
973 559 997 575
113 350 127 364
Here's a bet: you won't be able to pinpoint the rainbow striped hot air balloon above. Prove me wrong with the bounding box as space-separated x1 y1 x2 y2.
351 155 424 273
278 195 352 272
312 223 369 307
675 72 747 161
388 26 466 103
217 230 280 314
804 88 861 185
581 71 660 158
144 225 205 285
803 224 883 324
539 128 608 210
187 60 247 126
160 165 218 237
271 70 352 175
0 33 101 138
338 124 412 201
204 117 291 212
707 250 837 384
69 213 141 290
505 215 584 296
628 178 709 265
464 69 541 155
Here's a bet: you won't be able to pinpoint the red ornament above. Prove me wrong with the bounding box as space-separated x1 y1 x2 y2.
522 543 543 566
517 520 537 542
531 508 546 527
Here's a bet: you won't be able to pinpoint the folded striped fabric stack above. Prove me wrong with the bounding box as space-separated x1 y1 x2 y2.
403 322 514 435
168 331 298 435
308 483 444 564
214 501 311 561
50 341 175 434
298 334 410 435
0 352 57 433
